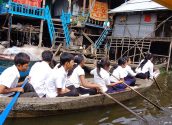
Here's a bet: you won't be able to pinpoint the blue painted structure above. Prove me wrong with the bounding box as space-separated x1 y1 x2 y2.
0 1 56 44
44 6 55 44
60 10 71 47
94 28 111 49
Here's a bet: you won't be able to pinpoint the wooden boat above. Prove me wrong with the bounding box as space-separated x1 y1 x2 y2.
0 54 14 61
0 70 160 118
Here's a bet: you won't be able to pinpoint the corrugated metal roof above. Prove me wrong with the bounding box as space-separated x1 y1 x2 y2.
109 0 168 13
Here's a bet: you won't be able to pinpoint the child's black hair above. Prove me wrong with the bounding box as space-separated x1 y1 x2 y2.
68 54 84 76
123 56 130 62
42 50 53 62
74 54 84 64
138 52 153 70
118 57 126 66
58 52 74 68
14 52 30 66
109 64 118 73
97 58 110 78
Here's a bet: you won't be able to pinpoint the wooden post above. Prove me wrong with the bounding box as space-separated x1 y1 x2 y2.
166 40 172 72
68 0 71 13
38 0 46 47
7 15 12 47
83 0 86 16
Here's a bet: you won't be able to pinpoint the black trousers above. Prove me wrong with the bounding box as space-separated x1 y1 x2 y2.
58 85 79 97
136 71 150 79
76 87 97 95
20 83 38 97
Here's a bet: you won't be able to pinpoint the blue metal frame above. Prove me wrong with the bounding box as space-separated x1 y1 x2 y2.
8 2 45 19
0 1 55 45
60 10 71 47
45 6 55 44
94 28 111 49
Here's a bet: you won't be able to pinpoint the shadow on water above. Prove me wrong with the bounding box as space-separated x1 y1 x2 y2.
4 73 172 125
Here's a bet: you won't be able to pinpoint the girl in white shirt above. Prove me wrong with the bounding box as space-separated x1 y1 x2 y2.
91 58 121 93
135 53 154 79
67 54 100 95
123 56 136 86
110 58 127 91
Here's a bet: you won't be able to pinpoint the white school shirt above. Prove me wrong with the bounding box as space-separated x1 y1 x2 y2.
45 66 67 98
110 66 125 83
29 61 52 98
123 65 136 77
135 59 154 79
0 65 20 97
53 63 60 70
90 68 111 92
67 65 85 88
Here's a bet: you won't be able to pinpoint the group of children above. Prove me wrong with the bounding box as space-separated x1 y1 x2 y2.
0 51 154 98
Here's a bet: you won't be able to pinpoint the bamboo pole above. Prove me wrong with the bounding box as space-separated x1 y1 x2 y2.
7 14 12 47
38 0 46 47
83 0 86 16
166 40 172 71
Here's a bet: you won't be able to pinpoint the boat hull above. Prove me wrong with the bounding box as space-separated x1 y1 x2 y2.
0 78 153 117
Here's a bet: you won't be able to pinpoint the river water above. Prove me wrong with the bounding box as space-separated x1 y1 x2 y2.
3 72 172 125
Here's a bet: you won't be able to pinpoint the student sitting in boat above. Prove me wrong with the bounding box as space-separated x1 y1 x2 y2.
110 58 134 91
0 53 36 97
123 56 136 86
67 54 100 95
135 52 154 79
45 52 78 98
29 50 53 98
90 58 122 93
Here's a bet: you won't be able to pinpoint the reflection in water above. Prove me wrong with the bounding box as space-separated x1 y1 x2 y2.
5 73 172 125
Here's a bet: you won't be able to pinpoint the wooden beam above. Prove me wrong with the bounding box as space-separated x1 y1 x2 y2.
83 0 86 15
7 15 12 47
166 40 172 72
53 43 62 57
82 32 94 44
38 0 46 47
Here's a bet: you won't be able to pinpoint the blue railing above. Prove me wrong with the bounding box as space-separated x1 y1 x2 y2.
60 10 71 47
94 28 111 49
8 2 45 19
44 6 55 44
0 1 55 44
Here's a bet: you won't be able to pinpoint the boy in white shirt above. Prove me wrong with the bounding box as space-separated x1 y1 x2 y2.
45 52 77 98
67 54 100 95
29 50 53 98
0 53 33 97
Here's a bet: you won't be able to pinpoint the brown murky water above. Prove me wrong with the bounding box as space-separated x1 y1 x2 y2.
4 72 172 125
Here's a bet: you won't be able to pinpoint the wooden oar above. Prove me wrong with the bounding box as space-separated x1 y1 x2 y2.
153 77 162 92
0 78 28 125
110 74 164 111
101 91 148 123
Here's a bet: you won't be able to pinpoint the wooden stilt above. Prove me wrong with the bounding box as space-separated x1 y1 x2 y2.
7 14 12 47
167 40 172 72
38 0 46 47
83 0 86 16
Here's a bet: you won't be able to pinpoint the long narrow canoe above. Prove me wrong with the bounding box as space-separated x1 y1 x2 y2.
0 72 160 118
